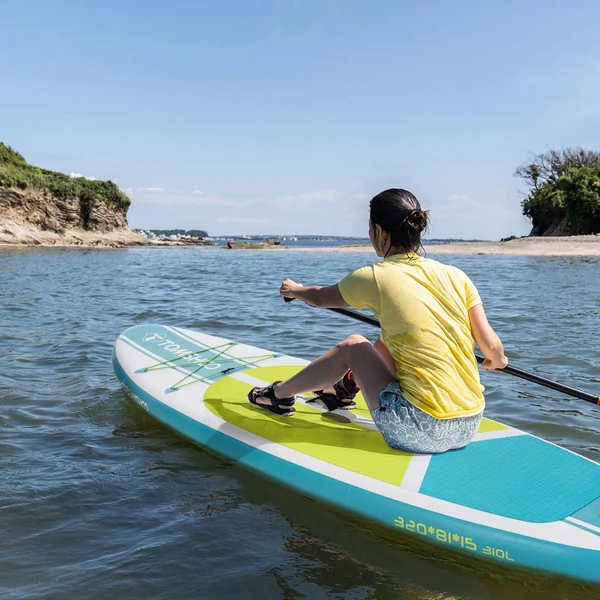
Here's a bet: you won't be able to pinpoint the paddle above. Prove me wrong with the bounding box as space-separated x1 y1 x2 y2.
284 297 600 406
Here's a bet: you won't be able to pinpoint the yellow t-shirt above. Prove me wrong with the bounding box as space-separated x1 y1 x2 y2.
338 253 485 419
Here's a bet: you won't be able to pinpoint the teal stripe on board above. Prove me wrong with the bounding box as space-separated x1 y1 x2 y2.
123 325 245 385
420 436 600 523
571 497 600 532
125 325 214 357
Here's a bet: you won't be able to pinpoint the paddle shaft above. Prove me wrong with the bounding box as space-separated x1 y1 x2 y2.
284 298 600 405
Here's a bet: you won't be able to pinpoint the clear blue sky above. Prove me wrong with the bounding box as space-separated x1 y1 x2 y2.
2 0 599 239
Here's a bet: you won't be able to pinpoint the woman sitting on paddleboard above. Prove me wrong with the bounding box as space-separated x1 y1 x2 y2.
248 188 508 453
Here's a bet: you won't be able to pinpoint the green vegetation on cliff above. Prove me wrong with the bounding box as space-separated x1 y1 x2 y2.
0 143 130 208
516 147 600 236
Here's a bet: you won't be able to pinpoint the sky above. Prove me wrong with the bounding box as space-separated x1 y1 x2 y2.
1 0 599 239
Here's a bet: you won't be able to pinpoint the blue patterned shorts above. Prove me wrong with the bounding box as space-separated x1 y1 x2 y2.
372 381 483 454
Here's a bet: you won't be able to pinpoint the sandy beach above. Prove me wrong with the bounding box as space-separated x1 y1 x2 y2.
290 235 600 257
425 235 600 256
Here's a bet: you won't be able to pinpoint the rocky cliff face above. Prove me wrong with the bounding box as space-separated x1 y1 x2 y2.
0 185 129 233
0 185 148 247
0 143 148 246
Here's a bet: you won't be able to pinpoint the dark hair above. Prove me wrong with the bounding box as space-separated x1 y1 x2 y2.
369 188 429 255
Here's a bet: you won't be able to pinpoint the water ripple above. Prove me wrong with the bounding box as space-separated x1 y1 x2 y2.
1 247 599 599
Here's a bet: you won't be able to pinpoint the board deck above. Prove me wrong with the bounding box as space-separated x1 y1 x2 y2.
113 324 600 584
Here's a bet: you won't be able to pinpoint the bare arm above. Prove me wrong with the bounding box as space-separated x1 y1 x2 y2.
280 279 349 309
468 304 508 371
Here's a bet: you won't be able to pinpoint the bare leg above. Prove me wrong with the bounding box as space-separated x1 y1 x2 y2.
319 334 396 396
254 335 396 413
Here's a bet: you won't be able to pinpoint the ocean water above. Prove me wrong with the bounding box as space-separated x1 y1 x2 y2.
1 246 599 600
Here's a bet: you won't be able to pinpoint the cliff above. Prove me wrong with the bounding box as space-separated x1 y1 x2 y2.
0 143 148 247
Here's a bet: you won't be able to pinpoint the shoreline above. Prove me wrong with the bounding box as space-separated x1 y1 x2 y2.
2 232 600 256
288 235 600 257
0 224 205 248
426 235 600 256
0 224 150 248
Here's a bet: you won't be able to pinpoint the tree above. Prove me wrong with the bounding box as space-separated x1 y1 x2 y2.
556 167 600 234
516 148 600 236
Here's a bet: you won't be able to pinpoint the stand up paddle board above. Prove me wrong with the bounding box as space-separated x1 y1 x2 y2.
112 324 600 584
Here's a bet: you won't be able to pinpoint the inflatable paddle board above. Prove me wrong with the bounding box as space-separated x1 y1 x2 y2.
112 324 600 583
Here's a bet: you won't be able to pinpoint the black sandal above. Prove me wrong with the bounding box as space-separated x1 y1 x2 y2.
248 381 296 417
311 370 360 411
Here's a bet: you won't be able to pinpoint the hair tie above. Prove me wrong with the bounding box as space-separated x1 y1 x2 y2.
397 209 420 228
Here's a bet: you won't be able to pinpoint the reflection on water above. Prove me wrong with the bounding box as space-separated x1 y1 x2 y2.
1 246 599 599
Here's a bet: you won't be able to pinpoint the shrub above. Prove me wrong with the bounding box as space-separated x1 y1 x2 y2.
0 142 131 208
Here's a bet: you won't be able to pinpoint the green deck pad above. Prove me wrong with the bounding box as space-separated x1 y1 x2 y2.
476 418 511 433
420 435 600 523
204 366 414 486
203 366 514 488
